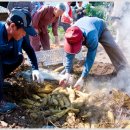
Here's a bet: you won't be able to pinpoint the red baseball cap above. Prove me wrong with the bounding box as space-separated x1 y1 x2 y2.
64 26 83 54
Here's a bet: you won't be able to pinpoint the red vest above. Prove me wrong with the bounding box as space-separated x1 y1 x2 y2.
61 4 73 24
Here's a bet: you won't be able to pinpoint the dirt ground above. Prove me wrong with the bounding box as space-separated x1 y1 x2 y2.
0 45 127 128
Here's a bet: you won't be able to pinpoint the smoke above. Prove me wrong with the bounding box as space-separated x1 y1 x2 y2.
107 0 130 96
83 0 130 96
83 67 130 96
110 67 130 95
111 0 130 60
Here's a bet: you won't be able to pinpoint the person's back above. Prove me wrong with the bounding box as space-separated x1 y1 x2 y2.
37 6 58 27
74 16 105 38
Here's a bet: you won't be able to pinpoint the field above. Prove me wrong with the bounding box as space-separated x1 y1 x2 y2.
1 2 130 128
0 44 130 128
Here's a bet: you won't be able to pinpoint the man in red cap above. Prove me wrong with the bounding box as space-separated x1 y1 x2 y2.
59 16 127 90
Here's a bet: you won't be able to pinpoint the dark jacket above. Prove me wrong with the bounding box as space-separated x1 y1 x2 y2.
0 22 38 70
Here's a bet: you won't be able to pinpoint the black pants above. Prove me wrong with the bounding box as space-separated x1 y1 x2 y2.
0 55 23 101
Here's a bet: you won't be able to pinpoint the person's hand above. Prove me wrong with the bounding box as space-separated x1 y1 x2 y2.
70 17 74 25
59 73 74 87
83 10 86 13
35 29 39 34
73 77 84 90
77 11 82 15
54 36 59 45
32 70 44 83
69 17 73 23
35 29 42 34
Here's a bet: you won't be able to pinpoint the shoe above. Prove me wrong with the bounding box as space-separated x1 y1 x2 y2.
0 100 17 114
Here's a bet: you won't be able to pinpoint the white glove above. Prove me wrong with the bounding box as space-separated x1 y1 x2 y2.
74 77 84 90
59 73 74 87
32 70 44 83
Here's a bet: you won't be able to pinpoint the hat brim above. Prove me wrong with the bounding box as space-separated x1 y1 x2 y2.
24 26 37 36
64 39 82 54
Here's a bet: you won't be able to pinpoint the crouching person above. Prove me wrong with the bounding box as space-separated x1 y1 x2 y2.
59 16 128 90
0 7 43 114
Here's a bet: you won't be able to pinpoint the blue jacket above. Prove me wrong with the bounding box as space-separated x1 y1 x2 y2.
65 16 106 77
0 22 38 70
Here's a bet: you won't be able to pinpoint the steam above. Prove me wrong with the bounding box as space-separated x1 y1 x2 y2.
83 0 130 96
111 0 130 59
111 68 130 95
110 0 130 95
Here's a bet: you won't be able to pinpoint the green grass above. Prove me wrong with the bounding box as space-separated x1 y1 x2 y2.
85 4 107 20
48 26 65 44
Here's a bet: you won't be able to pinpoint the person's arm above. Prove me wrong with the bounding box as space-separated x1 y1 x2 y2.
52 18 59 36
22 35 38 70
65 53 75 74
22 36 45 83
52 18 59 45
81 37 98 78
59 53 75 87
32 6 48 29
73 36 98 90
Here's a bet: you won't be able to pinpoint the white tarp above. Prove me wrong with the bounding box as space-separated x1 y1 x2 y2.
34 48 84 66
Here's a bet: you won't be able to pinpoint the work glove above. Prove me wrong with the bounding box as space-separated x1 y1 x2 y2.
54 36 59 45
59 73 74 87
32 70 44 83
73 77 84 90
